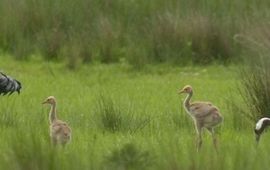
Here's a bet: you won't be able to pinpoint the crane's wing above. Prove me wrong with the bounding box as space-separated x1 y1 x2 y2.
189 102 220 118
0 72 22 95
52 120 71 136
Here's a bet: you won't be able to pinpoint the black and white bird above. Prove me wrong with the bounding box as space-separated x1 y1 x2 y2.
254 117 270 144
0 72 21 95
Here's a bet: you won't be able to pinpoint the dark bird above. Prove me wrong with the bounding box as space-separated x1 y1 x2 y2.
0 72 21 95
254 117 270 144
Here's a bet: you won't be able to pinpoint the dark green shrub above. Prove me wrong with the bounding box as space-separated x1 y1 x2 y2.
105 143 152 170
95 94 151 133
239 59 270 122
149 13 233 65
2 0 269 66
96 94 122 132
236 23 270 122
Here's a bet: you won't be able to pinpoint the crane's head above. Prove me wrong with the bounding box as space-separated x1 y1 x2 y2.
42 96 56 105
254 117 270 145
178 85 193 94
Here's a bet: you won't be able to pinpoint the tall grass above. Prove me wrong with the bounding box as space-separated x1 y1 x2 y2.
235 23 270 122
104 143 152 170
1 58 270 169
2 128 86 170
2 0 270 67
95 94 151 133
239 62 270 122
149 13 233 65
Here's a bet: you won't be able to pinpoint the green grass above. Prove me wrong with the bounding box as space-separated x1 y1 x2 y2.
0 56 268 170
2 0 270 66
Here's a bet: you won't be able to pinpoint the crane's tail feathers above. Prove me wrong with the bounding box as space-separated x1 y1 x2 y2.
0 72 22 95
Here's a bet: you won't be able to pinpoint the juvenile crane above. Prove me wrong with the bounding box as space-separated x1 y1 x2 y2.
42 96 71 146
254 117 270 144
0 72 21 95
178 85 223 151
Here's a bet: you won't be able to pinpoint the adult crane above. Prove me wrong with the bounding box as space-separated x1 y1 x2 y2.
0 72 21 95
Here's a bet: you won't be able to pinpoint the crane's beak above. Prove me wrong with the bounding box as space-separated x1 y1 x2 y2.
178 89 184 94
42 100 47 104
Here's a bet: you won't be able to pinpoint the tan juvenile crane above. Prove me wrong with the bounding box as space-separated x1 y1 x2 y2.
42 96 71 146
178 85 223 151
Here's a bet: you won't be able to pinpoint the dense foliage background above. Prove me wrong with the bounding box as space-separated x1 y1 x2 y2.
1 0 270 68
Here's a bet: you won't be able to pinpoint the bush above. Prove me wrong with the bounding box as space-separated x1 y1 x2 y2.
95 94 151 133
95 94 122 132
238 59 270 122
1 0 263 67
149 13 233 65
236 23 270 122
105 143 152 170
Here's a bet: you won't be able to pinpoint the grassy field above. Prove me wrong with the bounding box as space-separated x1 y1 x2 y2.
0 1 269 169
0 56 269 170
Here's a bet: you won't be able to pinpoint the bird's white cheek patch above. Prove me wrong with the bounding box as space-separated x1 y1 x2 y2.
256 118 270 130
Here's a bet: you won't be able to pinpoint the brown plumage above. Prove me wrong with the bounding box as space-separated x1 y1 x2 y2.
178 85 223 151
42 96 71 146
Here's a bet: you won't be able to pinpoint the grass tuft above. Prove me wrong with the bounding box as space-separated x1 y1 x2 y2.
105 143 152 170
96 94 122 132
236 23 270 122
95 94 151 133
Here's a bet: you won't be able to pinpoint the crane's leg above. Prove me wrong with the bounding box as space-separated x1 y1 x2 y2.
255 134 260 146
51 137 57 146
195 124 203 152
207 127 218 151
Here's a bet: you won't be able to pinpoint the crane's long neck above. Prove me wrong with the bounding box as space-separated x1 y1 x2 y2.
183 91 193 111
49 103 57 124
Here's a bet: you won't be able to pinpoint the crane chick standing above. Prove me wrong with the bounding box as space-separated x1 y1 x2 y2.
178 85 223 151
42 96 71 146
